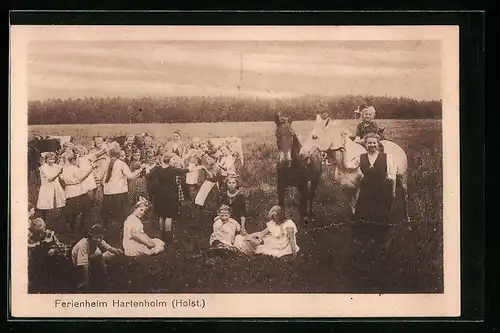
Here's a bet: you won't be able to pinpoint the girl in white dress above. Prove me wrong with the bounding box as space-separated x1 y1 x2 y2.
122 198 165 257
254 205 300 258
36 152 66 221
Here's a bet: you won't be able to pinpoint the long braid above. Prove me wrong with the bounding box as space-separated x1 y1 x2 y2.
104 159 115 184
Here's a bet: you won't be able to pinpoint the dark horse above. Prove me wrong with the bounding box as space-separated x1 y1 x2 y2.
274 114 322 229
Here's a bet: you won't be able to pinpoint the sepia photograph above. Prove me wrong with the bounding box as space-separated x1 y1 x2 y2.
10 25 460 318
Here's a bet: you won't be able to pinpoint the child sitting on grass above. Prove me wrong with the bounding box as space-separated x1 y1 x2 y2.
28 217 71 292
71 224 124 291
253 205 299 258
122 198 165 256
209 205 242 255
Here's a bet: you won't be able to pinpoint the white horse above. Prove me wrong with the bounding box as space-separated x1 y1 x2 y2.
299 114 410 224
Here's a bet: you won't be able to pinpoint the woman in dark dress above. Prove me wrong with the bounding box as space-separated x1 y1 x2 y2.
220 175 247 235
149 154 204 243
352 132 396 279
352 132 396 244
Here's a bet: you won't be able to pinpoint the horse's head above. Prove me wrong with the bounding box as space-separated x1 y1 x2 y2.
274 113 296 166
300 114 351 158
299 114 333 157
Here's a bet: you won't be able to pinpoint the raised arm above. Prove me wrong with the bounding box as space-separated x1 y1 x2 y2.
122 163 144 180
62 165 97 185
45 167 63 182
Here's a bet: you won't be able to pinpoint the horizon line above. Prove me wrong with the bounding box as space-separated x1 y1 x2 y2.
28 94 442 104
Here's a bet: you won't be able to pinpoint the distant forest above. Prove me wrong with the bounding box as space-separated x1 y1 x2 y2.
28 95 442 125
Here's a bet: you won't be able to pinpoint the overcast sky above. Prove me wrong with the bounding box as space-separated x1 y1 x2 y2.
27 40 441 101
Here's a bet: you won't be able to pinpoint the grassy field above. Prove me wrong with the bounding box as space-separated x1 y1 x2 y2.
27 119 443 294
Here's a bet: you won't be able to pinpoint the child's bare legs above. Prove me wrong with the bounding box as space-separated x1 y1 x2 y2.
164 217 174 244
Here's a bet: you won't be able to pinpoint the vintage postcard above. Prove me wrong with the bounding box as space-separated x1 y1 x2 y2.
10 25 460 318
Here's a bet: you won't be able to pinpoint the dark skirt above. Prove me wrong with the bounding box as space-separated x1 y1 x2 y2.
101 192 129 227
65 193 91 234
128 177 149 207
354 180 392 224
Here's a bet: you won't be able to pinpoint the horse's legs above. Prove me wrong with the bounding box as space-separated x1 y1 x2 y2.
298 185 308 228
277 174 285 208
398 173 411 224
349 187 360 217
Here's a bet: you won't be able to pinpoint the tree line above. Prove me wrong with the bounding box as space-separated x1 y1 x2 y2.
28 95 442 125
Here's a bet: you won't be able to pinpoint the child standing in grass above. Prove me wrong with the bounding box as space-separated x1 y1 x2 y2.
128 158 150 208
122 135 137 164
219 175 247 235
36 152 66 222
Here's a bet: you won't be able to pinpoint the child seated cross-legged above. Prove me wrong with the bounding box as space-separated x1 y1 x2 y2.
71 224 124 291
208 204 242 256
122 197 165 257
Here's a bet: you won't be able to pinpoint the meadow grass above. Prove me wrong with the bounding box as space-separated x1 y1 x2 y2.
27 119 443 293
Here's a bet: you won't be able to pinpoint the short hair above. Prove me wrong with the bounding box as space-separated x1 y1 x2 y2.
363 132 380 142
126 134 135 141
226 174 239 185
30 217 46 231
89 224 105 237
44 152 56 160
218 204 231 214
173 130 181 136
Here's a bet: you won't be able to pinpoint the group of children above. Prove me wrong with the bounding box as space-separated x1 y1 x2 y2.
29 128 300 292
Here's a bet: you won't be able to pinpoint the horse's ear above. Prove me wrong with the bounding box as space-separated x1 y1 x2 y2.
273 113 281 125
288 117 292 125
